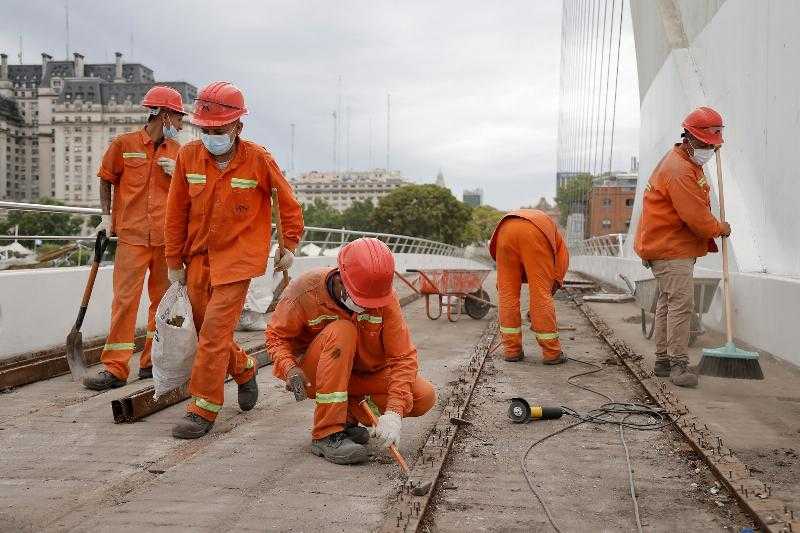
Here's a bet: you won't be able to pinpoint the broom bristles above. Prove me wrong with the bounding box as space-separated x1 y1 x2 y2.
697 342 764 380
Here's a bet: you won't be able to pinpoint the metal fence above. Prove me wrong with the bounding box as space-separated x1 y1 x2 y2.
0 200 464 259
569 233 627 257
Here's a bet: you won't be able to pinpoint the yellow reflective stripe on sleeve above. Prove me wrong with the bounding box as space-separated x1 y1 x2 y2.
357 314 382 324
645 182 653 192
146 330 155 339
194 397 222 413
122 152 147 159
308 315 339 327
500 326 522 334
245 357 255 369
535 331 560 340
315 391 348 404
187 173 206 184
104 342 135 351
231 178 258 189
697 176 707 188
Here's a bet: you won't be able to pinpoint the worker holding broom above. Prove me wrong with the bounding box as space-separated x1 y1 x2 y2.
84 86 186 391
489 209 570 364
266 238 436 465
164 81 304 438
634 106 731 387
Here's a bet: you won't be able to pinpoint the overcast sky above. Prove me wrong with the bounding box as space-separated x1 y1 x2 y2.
1 1 639 210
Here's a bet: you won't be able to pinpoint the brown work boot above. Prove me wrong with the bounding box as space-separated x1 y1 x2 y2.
311 431 368 465
670 363 698 387
237 373 259 411
543 352 568 365
653 359 671 377
172 413 214 439
83 370 126 391
503 351 525 362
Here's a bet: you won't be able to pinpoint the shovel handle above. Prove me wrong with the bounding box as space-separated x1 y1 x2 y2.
359 399 410 473
75 231 110 330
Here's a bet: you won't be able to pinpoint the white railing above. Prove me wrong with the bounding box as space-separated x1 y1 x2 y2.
0 201 464 259
569 233 627 257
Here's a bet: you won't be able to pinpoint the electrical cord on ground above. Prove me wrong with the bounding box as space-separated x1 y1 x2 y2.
519 355 678 533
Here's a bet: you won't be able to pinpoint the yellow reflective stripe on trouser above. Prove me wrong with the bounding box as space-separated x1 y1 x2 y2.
194 397 222 413
146 330 155 339
308 315 339 327
315 391 348 404
500 326 522 334
122 152 146 159
357 314 382 324
231 178 258 189
104 342 135 351
535 331 560 340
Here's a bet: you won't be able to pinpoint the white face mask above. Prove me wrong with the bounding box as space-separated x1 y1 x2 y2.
691 147 715 166
343 297 365 314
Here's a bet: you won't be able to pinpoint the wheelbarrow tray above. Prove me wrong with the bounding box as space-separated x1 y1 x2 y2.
633 277 721 314
411 269 492 295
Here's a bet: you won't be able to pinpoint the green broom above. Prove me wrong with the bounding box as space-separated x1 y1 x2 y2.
697 149 763 380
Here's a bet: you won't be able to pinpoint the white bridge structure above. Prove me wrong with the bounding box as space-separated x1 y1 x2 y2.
567 1 800 367
0 201 487 359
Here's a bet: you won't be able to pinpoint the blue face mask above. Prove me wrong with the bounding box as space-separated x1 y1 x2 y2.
163 123 179 140
200 131 234 156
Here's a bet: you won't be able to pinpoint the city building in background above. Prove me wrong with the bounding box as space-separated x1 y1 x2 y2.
434 170 446 188
462 188 483 207
531 196 561 229
587 170 637 237
290 169 410 212
0 51 199 206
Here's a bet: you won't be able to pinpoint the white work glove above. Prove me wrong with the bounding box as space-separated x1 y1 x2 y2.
157 157 176 176
371 410 402 448
168 267 186 285
95 214 112 236
274 248 294 272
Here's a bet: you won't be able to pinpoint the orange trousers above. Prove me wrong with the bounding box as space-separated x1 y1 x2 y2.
495 218 561 360
101 242 169 380
296 320 436 440
185 254 256 422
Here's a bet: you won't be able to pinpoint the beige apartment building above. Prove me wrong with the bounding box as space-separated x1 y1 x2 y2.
290 169 410 211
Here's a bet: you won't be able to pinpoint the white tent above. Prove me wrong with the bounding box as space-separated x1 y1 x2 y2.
0 241 34 256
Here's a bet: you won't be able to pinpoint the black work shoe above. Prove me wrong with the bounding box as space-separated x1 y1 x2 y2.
238 373 259 412
543 352 568 365
82 370 126 391
311 431 368 465
344 423 370 445
654 360 671 377
172 413 214 439
138 366 153 380
670 363 699 388
503 351 525 362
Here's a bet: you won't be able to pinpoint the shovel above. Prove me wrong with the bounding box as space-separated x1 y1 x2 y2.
266 188 291 313
66 230 111 382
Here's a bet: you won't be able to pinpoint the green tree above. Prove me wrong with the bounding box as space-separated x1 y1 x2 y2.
463 205 506 245
369 184 472 245
341 199 375 231
555 173 593 226
0 197 84 246
302 198 343 228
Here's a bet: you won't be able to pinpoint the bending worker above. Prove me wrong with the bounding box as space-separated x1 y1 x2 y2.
634 107 730 388
266 238 436 465
164 81 304 438
84 86 186 390
489 209 569 364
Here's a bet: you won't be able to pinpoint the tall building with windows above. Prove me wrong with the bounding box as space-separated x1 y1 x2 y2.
462 188 483 207
0 51 199 206
290 169 409 212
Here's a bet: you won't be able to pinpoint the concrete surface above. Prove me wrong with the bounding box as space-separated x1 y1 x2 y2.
426 293 753 532
582 295 800 514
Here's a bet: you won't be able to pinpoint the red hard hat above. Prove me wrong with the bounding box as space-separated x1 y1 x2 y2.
682 106 724 145
337 238 396 308
191 81 248 127
141 85 186 114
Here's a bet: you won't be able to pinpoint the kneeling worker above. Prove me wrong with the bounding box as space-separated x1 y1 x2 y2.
165 81 304 438
489 209 570 364
266 238 436 465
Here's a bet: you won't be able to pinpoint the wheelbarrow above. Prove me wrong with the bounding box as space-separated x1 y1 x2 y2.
401 269 494 322
619 274 720 346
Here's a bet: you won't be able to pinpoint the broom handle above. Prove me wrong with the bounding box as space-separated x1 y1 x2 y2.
715 150 734 344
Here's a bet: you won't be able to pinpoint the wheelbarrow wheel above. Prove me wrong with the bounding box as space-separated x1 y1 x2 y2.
464 289 492 320
642 310 656 339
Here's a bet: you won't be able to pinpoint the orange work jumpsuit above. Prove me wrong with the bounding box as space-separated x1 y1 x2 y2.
266 268 436 440
164 139 304 422
489 209 569 361
98 129 179 380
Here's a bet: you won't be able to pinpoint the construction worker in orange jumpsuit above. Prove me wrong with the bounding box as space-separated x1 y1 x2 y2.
164 81 304 438
84 86 186 390
635 107 730 388
266 238 436 465
489 209 570 364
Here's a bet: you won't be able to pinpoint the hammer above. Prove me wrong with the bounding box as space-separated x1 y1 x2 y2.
359 399 409 474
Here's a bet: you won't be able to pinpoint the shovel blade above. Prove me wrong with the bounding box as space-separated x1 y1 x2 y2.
65 329 88 383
